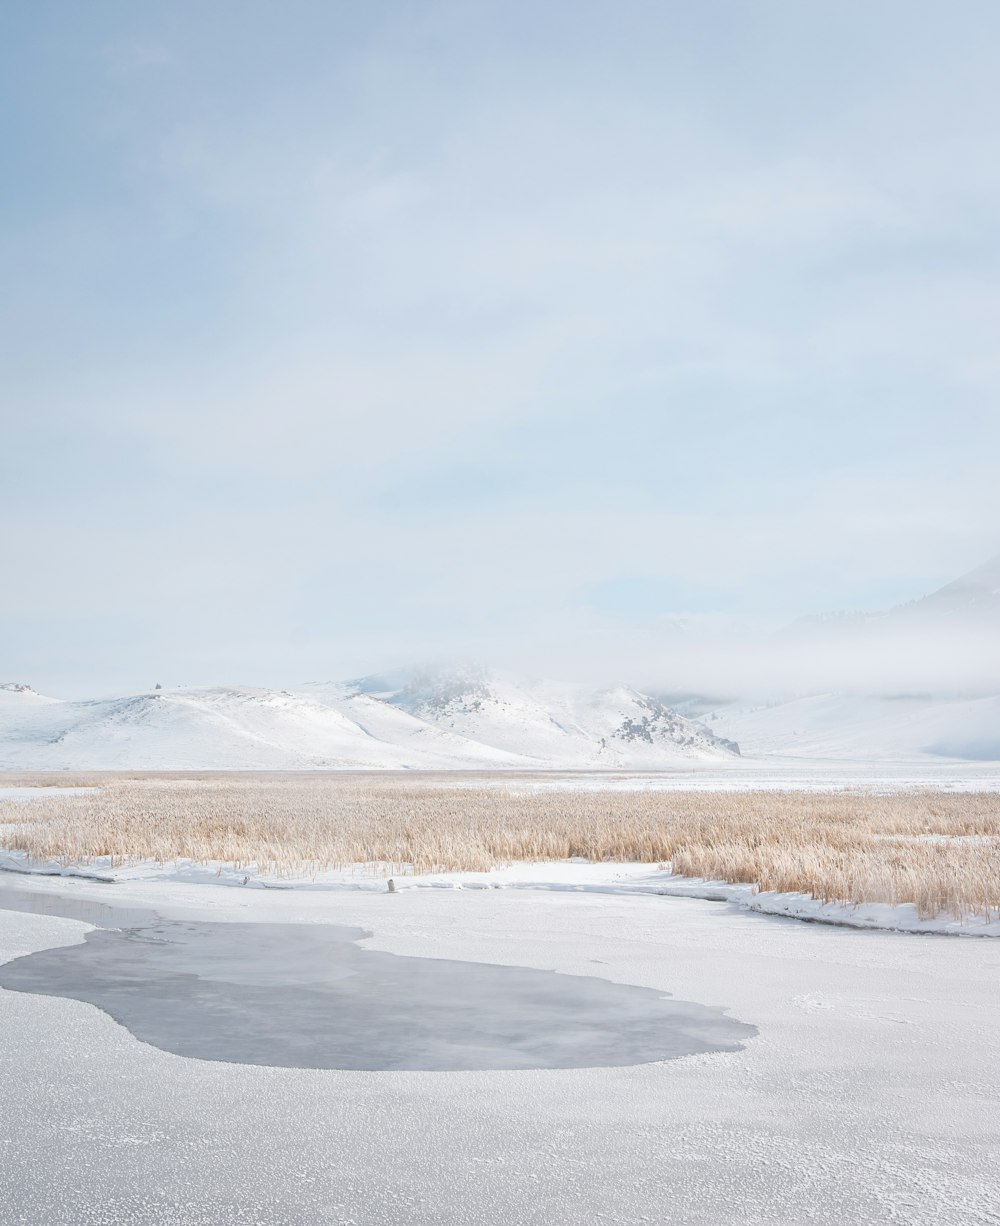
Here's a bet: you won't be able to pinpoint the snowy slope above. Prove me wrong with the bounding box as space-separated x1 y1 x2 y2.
0 683 57 710
3 672 995 769
789 554 1000 634
0 673 734 771
345 666 740 766
709 692 1000 762
0 684 537 771
714 556 1000 762
900 553 1000 621
787 555 1000 658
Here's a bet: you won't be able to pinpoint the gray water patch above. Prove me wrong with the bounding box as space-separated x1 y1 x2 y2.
0 894 755 1071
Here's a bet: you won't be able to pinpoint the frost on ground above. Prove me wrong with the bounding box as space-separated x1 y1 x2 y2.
4 848 997 936
1 878 998 1225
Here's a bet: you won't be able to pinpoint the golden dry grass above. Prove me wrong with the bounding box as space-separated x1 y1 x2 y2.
2 774 998 920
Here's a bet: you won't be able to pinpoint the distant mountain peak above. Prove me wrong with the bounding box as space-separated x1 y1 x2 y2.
394 663 492 715
910 553 1000 616
348 664 739 763
787 552 1000 641
0 667 739 771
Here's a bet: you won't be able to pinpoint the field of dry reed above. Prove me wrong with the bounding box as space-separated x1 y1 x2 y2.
1 774 998 920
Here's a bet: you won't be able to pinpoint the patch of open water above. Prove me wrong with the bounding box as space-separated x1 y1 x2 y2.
0 885 755 1070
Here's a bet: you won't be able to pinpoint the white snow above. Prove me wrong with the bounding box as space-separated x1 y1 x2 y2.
0 684 532 771
1 877 998 1224
3 643 998 773
3 848 995 936
459 764 1000 791
0 672 738 771
708 691 1000 762
342 667 742 765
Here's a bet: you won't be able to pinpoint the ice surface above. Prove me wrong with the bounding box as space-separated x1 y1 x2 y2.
1 879 998 1224
0 887 753 1070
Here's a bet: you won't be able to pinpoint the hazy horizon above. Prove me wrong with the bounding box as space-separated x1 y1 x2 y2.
9 550 1000 704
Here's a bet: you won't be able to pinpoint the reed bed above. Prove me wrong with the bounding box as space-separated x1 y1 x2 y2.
1 775 998 920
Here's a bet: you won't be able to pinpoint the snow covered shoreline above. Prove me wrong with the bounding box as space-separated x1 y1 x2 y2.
2 849 996 937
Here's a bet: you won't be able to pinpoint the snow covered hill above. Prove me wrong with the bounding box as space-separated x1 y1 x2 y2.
343 666 740 767
702 556 1000 763
6 557 995 770
0 684 538 771
898 554 1000 622
788 555 1000 644
0 673 738 771
708 692 1000 763
0 683 56 708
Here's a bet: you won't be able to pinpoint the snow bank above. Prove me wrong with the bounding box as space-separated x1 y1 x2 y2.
3 849 996 936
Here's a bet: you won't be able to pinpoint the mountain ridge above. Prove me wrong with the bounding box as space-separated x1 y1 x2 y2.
342 666 740 764
0 671 739 771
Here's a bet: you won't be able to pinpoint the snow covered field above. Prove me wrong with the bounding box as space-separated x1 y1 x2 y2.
475 762 1000 792
3 852 999 938
1 875 998 1224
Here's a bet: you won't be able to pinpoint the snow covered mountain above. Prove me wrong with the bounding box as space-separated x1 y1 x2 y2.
343 666 740 766
899 554 1000 622
0 672 738 771
789 554 1000 641
5 556 994 771
705 556 1000 762
0 684 538 771
708 692 1000 763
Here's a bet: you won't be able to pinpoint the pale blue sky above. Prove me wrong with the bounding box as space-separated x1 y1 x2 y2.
3 1 999 695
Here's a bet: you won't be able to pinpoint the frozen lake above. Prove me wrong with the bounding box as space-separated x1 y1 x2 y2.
0 888 752 1070
0 875 998 1223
